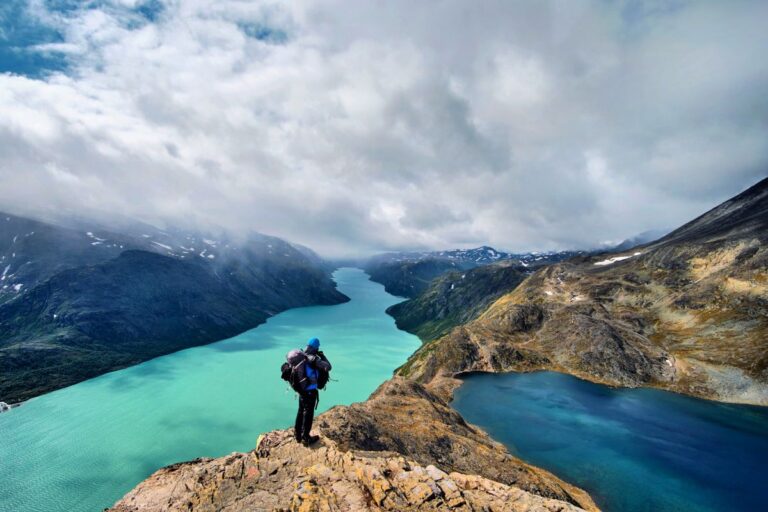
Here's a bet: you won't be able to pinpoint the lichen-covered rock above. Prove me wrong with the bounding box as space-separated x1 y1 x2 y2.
109 430 589 512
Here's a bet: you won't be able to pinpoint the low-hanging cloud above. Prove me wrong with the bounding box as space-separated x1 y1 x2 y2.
1 0 767 257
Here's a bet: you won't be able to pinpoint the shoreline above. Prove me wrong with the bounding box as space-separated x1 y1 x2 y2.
446 367 768 408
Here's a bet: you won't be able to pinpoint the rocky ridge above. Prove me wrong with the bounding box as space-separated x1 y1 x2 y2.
111 429 588 512
397 178 768 404
111 378 597 512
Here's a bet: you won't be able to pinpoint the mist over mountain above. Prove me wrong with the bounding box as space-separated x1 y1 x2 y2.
0 212 347 402
1 1 767 257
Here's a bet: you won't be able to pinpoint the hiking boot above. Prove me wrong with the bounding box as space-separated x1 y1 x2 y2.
301 435 320 446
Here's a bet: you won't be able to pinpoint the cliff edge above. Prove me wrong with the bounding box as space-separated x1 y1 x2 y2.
109 378 597 512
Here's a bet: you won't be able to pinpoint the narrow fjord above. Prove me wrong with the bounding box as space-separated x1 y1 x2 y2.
0 268 420 512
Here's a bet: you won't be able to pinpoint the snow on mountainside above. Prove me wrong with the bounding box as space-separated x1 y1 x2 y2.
0 211 348 403
364 246 588 298
369 246 587 267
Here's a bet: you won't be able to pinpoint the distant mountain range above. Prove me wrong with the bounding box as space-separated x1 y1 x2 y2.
364 246 586 298
0 213 347 403
394 177 768 405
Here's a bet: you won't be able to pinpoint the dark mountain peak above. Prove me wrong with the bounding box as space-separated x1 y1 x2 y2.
654 176 768 246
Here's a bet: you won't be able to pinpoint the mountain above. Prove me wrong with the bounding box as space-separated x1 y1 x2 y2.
396 177 768 405
0 213 348 403
365 246 584 298
387 262 529 342
365 258 467 298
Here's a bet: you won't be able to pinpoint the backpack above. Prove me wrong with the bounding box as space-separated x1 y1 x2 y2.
281 349 309 393
316 351 330 390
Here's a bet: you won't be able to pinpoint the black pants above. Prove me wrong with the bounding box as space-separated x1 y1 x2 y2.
295 389 318 440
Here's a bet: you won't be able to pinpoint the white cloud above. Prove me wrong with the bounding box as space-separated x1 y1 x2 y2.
0 0 767 257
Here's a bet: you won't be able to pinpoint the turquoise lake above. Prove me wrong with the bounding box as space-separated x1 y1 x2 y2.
4 268 768 512
452 371 768 512
0 268 420 512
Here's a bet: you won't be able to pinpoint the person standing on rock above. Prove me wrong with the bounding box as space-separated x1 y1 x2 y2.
281 337 331 446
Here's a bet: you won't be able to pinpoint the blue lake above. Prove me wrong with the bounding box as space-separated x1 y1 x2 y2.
0 268 419 512
452 371 768 512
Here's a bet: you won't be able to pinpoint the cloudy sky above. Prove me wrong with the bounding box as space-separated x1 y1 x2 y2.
1 0 766 257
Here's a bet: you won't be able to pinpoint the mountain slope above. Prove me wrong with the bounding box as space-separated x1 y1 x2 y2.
365 258 467 298
399 177 768 405
387 262 529 342
0 214 347 403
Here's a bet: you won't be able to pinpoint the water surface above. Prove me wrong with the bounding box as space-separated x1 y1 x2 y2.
452 371 768 512
0 268 419 512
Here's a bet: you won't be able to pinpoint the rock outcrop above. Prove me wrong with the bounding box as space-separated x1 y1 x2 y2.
110 429 590 512
110 378 598 511
316 378 595 510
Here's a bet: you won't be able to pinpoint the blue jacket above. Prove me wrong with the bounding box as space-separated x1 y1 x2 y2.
303 348 331 391
305 364 318 391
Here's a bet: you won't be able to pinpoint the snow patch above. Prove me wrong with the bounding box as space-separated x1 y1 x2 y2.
203 239 217 246
12 283 23 292
151 241 173 251
86 232 107 242
1 265 10 280
594 252 643 266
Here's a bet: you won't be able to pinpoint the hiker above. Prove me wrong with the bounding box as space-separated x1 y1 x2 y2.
282 337 331 446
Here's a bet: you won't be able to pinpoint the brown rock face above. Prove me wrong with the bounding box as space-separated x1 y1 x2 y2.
109 430 589 512
316 377 596 511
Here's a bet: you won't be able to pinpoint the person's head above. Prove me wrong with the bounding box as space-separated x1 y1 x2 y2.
306 337 320 354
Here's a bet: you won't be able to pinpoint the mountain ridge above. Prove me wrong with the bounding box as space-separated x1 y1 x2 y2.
393 177 768 405
364 246 584 298
0 213 348 403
